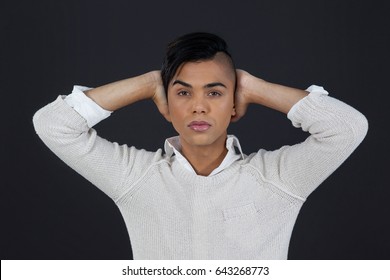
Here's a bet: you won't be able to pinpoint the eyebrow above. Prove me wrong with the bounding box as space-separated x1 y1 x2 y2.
172 80 227 89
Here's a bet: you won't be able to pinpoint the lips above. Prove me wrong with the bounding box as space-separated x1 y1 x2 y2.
188 121 211 132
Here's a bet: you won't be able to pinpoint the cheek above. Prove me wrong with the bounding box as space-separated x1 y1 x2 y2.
168 101 183 119
168 103 186 132
216 99 235 115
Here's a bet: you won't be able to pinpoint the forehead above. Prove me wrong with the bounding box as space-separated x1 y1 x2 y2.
172 54 235 86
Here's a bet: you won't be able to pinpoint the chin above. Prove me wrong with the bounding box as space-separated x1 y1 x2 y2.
184 134 221 147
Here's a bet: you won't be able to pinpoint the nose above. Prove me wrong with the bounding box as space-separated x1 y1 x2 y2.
191 95 209 114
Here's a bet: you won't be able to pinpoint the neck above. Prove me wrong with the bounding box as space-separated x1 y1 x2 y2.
180 137 228 176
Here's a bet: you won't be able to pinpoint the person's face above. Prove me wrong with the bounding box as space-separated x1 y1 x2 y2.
167 53 236 149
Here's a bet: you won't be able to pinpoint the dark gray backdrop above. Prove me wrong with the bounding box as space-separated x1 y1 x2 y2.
2 0 389 259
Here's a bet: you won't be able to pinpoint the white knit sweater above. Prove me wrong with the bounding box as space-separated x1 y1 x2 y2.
33 89 368 259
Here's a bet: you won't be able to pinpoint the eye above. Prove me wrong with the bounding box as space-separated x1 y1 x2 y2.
208 91 222 97
177 90 190 96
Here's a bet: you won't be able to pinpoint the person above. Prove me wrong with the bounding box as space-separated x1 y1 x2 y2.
33 32 368 259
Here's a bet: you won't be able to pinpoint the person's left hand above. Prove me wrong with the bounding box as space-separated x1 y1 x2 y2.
231 69 259 122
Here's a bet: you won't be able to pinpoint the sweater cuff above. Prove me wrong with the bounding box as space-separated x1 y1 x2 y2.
287 85 329 127
64 86 113 127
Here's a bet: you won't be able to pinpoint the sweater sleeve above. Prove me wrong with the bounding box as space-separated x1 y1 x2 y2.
32 95 164 201
64 85 112 127
248 87 368 200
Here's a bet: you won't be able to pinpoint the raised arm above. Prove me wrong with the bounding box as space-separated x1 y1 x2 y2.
33 71 168 201
84 70 170 120
232 69 308 122
234 70 368 199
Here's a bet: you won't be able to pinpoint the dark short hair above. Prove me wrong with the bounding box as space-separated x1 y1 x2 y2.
161 32 235 94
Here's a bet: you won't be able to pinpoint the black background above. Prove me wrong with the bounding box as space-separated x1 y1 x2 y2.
2 0 389 259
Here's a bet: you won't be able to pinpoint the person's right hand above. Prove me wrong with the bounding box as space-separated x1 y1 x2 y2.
150 71 170 122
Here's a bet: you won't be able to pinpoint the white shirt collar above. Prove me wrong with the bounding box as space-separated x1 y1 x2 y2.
164 135 245 176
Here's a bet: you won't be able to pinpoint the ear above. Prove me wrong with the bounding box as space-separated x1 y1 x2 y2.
231 105 236 116
158 101 171 122
165 98 172 122
162 106 171 122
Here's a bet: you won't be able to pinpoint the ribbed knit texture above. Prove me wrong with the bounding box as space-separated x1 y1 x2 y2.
33 93 368 259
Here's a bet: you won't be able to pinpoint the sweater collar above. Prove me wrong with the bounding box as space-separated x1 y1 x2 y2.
164 135 245 176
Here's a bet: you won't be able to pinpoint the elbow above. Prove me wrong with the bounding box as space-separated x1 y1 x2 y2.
32 106 60 143
352 110 369 144
336 110 368 151
324 108 369 151
32 108 46 137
